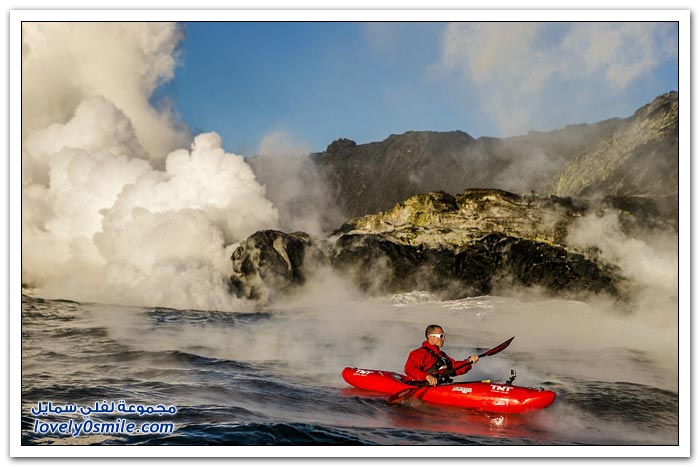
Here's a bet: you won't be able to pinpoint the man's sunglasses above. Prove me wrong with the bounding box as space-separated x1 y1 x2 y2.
428 333 445 339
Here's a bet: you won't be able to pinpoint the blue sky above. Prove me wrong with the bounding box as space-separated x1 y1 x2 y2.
162 22 679 156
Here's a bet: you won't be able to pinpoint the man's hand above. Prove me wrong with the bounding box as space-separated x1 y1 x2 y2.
426 375 438 386
468 355 479 365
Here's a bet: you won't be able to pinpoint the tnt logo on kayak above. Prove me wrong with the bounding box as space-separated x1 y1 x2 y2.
354 369 372 376
491 384 513 392
451 386 473 394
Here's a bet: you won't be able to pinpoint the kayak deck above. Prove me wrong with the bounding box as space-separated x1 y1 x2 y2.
342 367 555 414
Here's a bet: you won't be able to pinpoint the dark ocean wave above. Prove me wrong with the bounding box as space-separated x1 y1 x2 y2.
555 380 679 428
131 422 371 446
20 295 679 446
145 307 273 326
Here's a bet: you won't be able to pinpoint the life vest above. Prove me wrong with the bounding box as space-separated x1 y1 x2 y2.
422 346 454 382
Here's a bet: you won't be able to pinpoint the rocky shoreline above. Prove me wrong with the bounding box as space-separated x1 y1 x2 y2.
230 189 628 304
232 92 677 305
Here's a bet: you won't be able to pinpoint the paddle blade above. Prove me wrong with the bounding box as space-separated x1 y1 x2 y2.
387 387 421 405
479 336 515 358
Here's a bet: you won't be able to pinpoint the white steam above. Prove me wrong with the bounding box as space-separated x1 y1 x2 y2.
569 213 678 286
258 130 311 159
562 211 678 387
22 23 278 310
21 22 187 165
250 130 340 235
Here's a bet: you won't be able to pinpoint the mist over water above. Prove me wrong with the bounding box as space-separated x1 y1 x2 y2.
22 292 678 445
106 290 678 391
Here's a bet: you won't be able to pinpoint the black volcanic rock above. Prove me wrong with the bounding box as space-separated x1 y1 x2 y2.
230 230 324 302
329 232 617 298
330 234 426 294
230 189 623 304
480 234 618 294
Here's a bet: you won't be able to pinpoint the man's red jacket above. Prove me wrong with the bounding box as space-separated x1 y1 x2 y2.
403 341 472 382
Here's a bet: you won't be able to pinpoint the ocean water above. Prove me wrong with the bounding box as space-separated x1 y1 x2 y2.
21 292 678 446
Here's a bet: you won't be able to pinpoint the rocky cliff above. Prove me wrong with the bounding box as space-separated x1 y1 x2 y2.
336 189 584 248
306 92 677 226
230 189 623 304
553 92 678 199
234 93 678 304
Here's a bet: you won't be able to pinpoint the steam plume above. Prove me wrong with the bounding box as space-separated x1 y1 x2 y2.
250 130 339 235
22 22 278 310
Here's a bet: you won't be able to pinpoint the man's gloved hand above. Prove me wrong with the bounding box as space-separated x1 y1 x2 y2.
467 355 479 365
425 374 438 386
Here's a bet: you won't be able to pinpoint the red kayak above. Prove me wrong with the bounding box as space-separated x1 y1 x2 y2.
342 367 555 414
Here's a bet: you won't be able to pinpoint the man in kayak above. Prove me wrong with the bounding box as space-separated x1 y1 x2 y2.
403 324 479 386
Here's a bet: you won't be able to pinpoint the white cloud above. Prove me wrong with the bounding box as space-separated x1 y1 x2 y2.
258 130 311 158
440 22 678 135
443 22 541 86
562 22 676 88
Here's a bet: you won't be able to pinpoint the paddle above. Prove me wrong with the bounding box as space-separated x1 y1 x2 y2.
387 336 515 405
